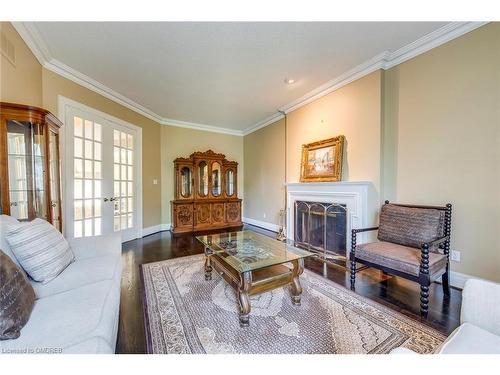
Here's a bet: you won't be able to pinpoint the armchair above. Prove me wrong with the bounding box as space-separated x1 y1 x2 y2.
350 200 452 317
392 279 500 354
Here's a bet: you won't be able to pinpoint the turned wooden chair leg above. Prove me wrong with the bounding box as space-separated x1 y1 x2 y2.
420 283 430 318
442 271 451 297
350 259 356 290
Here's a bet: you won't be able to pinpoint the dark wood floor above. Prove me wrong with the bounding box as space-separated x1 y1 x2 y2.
117 225 461 354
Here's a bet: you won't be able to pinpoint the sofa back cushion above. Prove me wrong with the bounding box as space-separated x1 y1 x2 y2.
6 219 75 284
0 249 36 340
0 215 22 268
378 204 445 250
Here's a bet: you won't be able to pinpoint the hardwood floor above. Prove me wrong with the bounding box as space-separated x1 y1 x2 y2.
117 225 461 354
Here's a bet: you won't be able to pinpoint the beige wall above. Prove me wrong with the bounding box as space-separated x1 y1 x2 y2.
244 71 383 227
243 119 285 224
0 22 43 106
385 23 500 282
160 126 244 224
42 69 163 228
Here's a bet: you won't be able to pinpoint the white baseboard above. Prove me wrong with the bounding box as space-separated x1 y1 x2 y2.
242 217 280 233
433 270 479 290
142 223 171 237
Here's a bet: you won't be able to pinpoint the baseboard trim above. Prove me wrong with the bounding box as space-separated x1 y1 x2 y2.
142 223 171 237
433 270 479 290
242 217 280 233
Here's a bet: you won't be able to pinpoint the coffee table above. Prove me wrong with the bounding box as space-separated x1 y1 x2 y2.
196 230 315 327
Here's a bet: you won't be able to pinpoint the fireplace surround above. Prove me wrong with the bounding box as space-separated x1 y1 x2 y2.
286 181 378 267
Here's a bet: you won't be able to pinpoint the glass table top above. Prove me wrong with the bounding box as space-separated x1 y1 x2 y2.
196 230 315 273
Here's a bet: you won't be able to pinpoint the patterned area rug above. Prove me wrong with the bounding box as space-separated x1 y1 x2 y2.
141 254 445 354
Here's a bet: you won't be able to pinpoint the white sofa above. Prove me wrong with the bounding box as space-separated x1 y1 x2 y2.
392 278 500 354
0 215 122 354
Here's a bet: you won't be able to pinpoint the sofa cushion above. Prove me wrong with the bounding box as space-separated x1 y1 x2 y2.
439 323 500 354
355 241 448 276
62 337 113 354
0 279 120 353
68 233 122 260
378 204 445 251
31 254 121 299
0 215 22 268
6 219 75 283
0 250 35 340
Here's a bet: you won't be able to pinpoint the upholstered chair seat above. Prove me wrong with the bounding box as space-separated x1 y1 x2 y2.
355 241 448 277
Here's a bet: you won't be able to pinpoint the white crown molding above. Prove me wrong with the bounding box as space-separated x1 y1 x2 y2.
13 21 487 137
242 112 285 136
11 22 245 137
243 21 488 135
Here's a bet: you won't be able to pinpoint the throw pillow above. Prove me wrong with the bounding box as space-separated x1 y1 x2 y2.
0 214 23 268
0 249 36 340
6 218 75 283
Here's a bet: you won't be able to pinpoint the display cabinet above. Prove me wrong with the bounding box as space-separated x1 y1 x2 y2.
0 102 63 231
171 149 242 234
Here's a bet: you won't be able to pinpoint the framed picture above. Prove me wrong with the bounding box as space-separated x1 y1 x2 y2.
300 136 345 182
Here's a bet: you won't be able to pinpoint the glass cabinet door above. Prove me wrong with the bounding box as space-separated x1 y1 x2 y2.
48 129 61 231
226 169 235 196
180 166 192 198
198 161 208 196
211 162 221 197
6 120 47 221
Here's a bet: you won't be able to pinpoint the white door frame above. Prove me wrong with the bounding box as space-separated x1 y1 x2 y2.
58 95 143 241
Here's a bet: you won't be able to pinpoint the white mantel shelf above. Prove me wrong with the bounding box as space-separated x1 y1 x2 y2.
286 181 374 187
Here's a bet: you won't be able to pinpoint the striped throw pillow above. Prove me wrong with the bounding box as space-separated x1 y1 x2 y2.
5 219 75 284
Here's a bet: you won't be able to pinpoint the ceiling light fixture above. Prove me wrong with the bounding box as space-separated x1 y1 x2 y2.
284 77 295 85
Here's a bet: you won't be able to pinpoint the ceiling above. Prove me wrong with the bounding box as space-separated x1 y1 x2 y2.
22 22 473 134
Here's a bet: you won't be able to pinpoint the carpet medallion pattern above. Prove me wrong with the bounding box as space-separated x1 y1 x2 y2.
141 255 445 354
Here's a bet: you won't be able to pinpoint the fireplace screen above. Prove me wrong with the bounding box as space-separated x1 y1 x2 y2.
294 201 347 267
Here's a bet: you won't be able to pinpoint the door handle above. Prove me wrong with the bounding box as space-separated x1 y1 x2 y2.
104 198 109 202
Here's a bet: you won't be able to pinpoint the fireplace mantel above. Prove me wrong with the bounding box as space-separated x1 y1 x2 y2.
286 181 378 255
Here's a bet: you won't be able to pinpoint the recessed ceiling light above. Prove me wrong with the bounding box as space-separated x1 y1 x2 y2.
284 78 295 85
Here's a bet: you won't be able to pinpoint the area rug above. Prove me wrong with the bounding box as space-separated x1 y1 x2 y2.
141 254 446 354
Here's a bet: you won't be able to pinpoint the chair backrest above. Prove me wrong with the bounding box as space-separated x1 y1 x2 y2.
377 203 446 250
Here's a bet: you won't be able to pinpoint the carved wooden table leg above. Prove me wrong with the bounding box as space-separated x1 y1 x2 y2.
238 271 252 327
204 248 212 281
290 258 304 305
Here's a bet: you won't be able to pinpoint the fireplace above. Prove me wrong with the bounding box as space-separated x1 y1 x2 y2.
286 181 377 270
295 201 347 266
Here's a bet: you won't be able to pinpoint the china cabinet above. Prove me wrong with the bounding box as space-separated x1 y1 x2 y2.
0 102 63 231
171 149 242 234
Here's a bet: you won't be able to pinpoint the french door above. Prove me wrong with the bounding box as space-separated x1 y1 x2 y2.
62 99 142 242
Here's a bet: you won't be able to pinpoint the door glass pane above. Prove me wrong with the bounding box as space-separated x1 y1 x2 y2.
226 169 234 196
113 130 134 231
212 162 221 197
6 120 47 221
72 117 102 238
198 161 208 197
180 167 192 198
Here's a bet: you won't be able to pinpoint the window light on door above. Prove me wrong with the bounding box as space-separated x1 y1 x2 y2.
73 116 102 238
113 129 134 231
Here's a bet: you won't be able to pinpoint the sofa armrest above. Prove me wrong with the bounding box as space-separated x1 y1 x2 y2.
68 232 122 260
461 279 500 336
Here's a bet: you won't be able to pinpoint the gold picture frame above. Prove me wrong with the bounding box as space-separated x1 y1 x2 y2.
300 136 345 182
